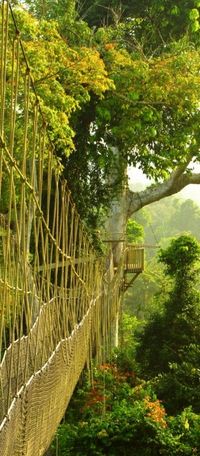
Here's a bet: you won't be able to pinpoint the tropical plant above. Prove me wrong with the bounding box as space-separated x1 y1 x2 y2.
50 361 200 455
136 234 200 413
9 2 200 239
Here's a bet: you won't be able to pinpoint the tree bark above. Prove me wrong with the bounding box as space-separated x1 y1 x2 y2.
105 189 128 265
127 170 200 218
104 147 128 265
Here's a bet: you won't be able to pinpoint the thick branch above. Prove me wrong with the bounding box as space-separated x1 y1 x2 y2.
127 170 200 218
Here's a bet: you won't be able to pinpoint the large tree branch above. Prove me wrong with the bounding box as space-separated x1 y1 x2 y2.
127 169 200 218
188 173 200 184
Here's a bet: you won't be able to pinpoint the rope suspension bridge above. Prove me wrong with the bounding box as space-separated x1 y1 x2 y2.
0 2 144 454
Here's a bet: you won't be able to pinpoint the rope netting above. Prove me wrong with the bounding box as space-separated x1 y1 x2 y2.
0 2 122 454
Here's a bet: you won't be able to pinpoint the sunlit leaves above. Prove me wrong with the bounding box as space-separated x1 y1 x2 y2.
93 42 200 178
13 0 200 229
9 7 112 156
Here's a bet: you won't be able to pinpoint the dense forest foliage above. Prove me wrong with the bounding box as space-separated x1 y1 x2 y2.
11 0 200 237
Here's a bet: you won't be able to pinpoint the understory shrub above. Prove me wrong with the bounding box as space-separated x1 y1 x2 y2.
50 364 200 455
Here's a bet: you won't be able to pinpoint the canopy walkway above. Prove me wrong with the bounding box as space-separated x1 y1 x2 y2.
0 3 123 454
0 3 143 454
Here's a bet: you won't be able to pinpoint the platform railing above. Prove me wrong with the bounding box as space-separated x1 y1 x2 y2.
124 245 145 273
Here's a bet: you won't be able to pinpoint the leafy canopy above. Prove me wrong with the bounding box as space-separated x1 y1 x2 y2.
11 1 200 231
159 234 200 275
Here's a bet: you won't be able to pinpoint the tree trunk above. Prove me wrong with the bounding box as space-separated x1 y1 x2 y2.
104 148 128 266
105 188 128 266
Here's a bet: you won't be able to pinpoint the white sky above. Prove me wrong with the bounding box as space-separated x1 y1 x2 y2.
128 166 200 206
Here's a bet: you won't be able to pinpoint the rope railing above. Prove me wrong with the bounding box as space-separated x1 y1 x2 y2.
0 2 123 454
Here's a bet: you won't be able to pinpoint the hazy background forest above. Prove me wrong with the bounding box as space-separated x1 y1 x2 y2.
125 186 200 321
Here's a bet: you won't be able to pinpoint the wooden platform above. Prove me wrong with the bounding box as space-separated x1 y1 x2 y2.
124 245 144 273
123 245 144 292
